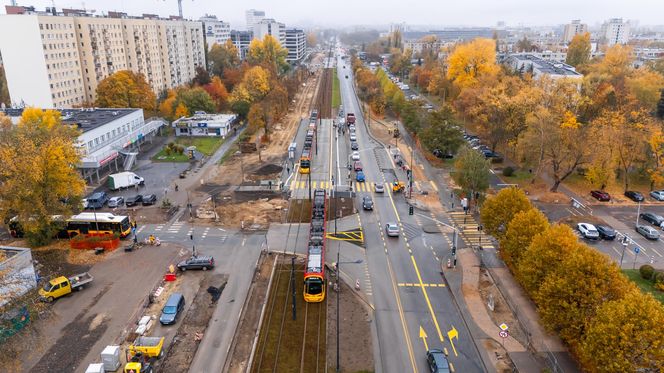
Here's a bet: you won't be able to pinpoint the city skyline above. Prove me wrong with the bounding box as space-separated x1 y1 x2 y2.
3 0 664 29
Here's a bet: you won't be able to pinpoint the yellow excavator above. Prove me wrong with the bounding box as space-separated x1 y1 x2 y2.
392 181 405 193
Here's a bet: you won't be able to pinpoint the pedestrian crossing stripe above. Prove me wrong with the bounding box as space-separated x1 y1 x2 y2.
397 283 446 287
289 180 383 192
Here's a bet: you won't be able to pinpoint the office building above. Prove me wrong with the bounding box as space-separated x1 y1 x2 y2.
601 18 630 45
0 5 206 108
1 107 166 181
563 20 588 43
200 14 231 50
504 54 583 80
172 112 237 137
231 30 253 60
285 29 307 62
253 18 286 45
245 9 265 31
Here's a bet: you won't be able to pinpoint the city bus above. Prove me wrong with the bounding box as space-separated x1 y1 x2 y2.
299 148 311 174
66 212 132 238
304 189 327 302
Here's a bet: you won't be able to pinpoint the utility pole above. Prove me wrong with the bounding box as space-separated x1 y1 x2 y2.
336 241 341 372
291 256 296 320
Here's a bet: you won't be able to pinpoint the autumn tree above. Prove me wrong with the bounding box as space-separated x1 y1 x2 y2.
579 290 664 372
174 102 189 118
306 32 317 47
565 32 591 67
625 68 664 110
229 84 252 117
480 187 532 239
500 208 550 268
446 38 499 89
95 70 156 112
515 37 538 52
452 146 490 207
419 107 464 155
535 248 631 344
0 108 85 246
191 66 211 86
247 103 266 134
175 87 215 114
0 65 10 107
203 76 229 111
516 224 581 294
242 66 271 101
647 128 664 189
247 35 289 75
208 40 240 78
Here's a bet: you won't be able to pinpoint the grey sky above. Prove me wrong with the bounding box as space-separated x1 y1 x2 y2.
5 0 663 29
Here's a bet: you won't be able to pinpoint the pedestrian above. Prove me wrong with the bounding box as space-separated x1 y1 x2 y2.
164 188 168 196
268 180 272 190
287 166 290 174
175 183 179 192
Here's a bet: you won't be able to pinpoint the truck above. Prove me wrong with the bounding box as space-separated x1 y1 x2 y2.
346 113 356 125
128 336 165 358
108 172 145 191
38 272 93 302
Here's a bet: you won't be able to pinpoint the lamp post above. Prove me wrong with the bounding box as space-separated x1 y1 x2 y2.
636 201 642 227
619 236 628 268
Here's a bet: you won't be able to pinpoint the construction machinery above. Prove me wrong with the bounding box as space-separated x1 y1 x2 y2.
392 181 405 193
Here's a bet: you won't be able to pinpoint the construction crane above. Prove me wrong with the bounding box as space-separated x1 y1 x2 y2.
162 0 191 19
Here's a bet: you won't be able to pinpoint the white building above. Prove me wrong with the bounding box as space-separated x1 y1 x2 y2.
0 6 206 108
504 54 583 80
200 14 231 50
601 18 630 45
245 9 265 31
285 29 307 63
563 20 588 43
231 30 253 60
0 246 37 308
253 19 286 45
1 107 166 182
173 112 237 137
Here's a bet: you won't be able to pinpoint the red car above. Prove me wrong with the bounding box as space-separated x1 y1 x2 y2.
590 190 611 201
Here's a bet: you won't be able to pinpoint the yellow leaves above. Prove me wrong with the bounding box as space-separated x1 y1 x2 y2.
560 111 580 129
480 187 532 239
446 38 499 89
96 70 156 112
566 32 591 67
247 35 288 75
174 103 189 119
242 66 271 100
625 68 664 110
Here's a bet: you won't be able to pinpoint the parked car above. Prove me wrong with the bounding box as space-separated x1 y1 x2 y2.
177 255 215 271
125 194 143 207
625 190 645 202
142 194 157 205
577 223 600 240
353 161 363 172
159 293 185 325
375 183 385 193
86 192 109 210
351 151 360 161
426 349 451 373
432 149 454 159
636 225 660 240
640 212 664 226
650 190 664 201
350 142 359 150
596 225 617 240
590 190 611 201
350 134 357 142
385 223 399 237
356 171 366 182
362 196 374 210
107 196 125 208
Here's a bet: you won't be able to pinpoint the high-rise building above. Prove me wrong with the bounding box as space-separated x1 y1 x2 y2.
253 18 286 45
200 14 231 50
245 9 265 31
601 18 630 45
285 29 307 63
231 30 253 60
563 20 588 43
0 6 206 108
390 22 406 34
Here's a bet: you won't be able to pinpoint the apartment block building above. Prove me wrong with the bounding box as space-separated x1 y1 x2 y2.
601 18 630 45
285 29 307 62
563 20 588 43
253 18 286 45
200 14 231 50
245 9 265 31
0 6 205 108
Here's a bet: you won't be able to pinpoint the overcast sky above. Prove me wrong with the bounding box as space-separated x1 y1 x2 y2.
4 0 663 29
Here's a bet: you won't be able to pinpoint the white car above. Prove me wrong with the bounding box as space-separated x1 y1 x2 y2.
350 134 357 142
577 223 600 240
107 196 125 208
650 190 664 201
351 151 360 161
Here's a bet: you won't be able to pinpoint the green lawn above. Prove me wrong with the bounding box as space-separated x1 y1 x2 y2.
153 137 225 162
622 269 664 305
332 68 341 108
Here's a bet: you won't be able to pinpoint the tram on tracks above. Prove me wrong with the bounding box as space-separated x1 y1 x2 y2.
304 189 327 302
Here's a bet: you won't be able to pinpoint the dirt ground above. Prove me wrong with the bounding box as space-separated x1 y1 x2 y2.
482 338 515 373
477 269 528 348
327 280 374 373
226 252 274 373
159 273 228 372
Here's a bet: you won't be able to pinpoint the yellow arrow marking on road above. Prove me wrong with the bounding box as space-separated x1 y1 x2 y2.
419 326 429 351
447 326 459 357
411 256 444 342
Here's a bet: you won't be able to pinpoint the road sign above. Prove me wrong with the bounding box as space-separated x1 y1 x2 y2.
499 330 509 339
634 247 640 254
499 323 509 331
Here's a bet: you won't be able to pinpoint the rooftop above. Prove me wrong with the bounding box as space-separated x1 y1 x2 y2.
507 54 582 77
0 108 141 132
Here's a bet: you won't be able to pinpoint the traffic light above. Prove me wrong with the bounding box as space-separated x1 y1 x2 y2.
409 206 414 215
452 246 456 256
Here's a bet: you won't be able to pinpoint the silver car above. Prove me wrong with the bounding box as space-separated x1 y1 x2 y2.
107 196 124 208
375 183 385 193
385 223 399 237
650 190 664 201
636 225 660 240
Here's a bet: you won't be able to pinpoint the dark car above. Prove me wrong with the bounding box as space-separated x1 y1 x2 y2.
596 225 617 240
86 192 109 209
590 190 611 201
432 149 454 159
625 191 645 202
125 194 143 207
350 142 359 150
159 293 185 325
177 255 215 271
142 194 157 205
640 212 664 226
362 196 374 210
426 349 451 373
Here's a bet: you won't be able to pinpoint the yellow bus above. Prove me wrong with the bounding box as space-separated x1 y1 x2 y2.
67 212 132 238
299 149 311 174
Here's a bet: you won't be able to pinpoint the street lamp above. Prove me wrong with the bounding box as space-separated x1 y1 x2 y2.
636 200 642 227
619 236 628 268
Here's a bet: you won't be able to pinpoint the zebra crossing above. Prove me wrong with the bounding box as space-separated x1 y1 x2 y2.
449 211 495 250
147 222 227 242
290 179 384 192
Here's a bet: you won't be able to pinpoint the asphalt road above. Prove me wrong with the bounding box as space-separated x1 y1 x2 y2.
335 52 483 372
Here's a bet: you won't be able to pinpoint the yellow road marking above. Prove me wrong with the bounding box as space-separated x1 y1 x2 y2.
447 326 459 357
411 256 445 342
419 326 429 351
398 283 446 287
387 257 418 372
430 180 439 192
